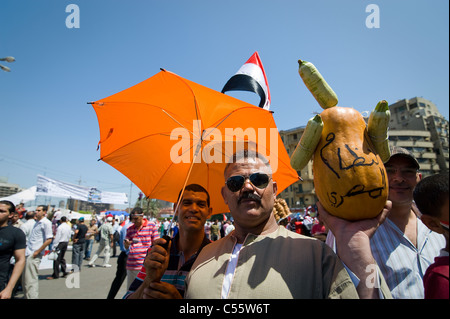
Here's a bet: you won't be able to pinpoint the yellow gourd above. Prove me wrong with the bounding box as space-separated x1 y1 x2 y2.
312 106 388 220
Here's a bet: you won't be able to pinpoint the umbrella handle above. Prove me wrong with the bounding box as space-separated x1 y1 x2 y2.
160 235 171 251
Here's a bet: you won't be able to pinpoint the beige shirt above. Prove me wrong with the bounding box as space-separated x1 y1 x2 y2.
86 224 98 240
185 226 359 299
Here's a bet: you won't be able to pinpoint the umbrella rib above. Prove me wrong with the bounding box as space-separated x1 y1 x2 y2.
202 112 233 141
161 109 198 139
99 131 193 160
95 101 203 158
164 71 203 139
202 106 267 141
96 101 196 136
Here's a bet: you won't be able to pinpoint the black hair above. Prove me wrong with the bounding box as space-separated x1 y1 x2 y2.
177 184 210 207
413 173 449 217
131 207 144 215
0 200 15 214
224 149 271 177
25 211 36 220
37 205 48 212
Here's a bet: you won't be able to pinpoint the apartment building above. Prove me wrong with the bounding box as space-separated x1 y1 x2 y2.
279 126 316 210
0 177 21 198
388 97 449 176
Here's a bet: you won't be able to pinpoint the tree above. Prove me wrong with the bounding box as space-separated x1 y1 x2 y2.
135 196 161 219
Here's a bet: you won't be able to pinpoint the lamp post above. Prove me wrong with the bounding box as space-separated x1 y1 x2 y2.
0 56 15 72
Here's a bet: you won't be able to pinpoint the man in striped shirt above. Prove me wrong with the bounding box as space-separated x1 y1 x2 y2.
124 211 159 290
125 184 212 299
326 147 446 298
371 147 446 298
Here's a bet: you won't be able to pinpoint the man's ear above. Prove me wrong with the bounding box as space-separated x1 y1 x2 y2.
272 180 278 198
416 172 423 183
421 215 444 234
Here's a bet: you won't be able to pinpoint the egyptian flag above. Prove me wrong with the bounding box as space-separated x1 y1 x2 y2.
222 51 271 110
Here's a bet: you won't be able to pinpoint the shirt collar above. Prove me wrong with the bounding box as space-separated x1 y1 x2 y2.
170 233 211 260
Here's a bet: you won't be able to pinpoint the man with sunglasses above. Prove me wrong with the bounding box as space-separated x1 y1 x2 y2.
185 150 391 299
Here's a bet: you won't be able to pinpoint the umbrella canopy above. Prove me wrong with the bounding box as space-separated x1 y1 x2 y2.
91 69 299 214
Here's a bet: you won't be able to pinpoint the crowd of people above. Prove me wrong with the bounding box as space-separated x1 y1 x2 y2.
0 147 448 299
0 205 165 299
203 203 325 243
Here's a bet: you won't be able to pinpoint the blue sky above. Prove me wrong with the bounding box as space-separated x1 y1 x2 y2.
1 0 448 208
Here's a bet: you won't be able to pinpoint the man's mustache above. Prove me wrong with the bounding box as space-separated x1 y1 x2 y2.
238 192 261 205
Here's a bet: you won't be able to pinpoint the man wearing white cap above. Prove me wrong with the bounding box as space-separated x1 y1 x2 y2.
88 216 114 268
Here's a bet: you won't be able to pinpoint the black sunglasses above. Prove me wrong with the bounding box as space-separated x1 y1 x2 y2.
225 173 271 192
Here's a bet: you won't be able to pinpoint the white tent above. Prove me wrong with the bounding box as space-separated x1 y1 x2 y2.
59 209 93 221
0 186 36 205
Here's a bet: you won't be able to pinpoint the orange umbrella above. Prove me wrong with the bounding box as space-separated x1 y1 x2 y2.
91 69 299 214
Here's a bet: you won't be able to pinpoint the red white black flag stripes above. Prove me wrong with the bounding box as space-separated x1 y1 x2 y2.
221 51 271 110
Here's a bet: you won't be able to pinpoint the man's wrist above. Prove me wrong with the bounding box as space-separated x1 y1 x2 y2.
336 235 374 277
